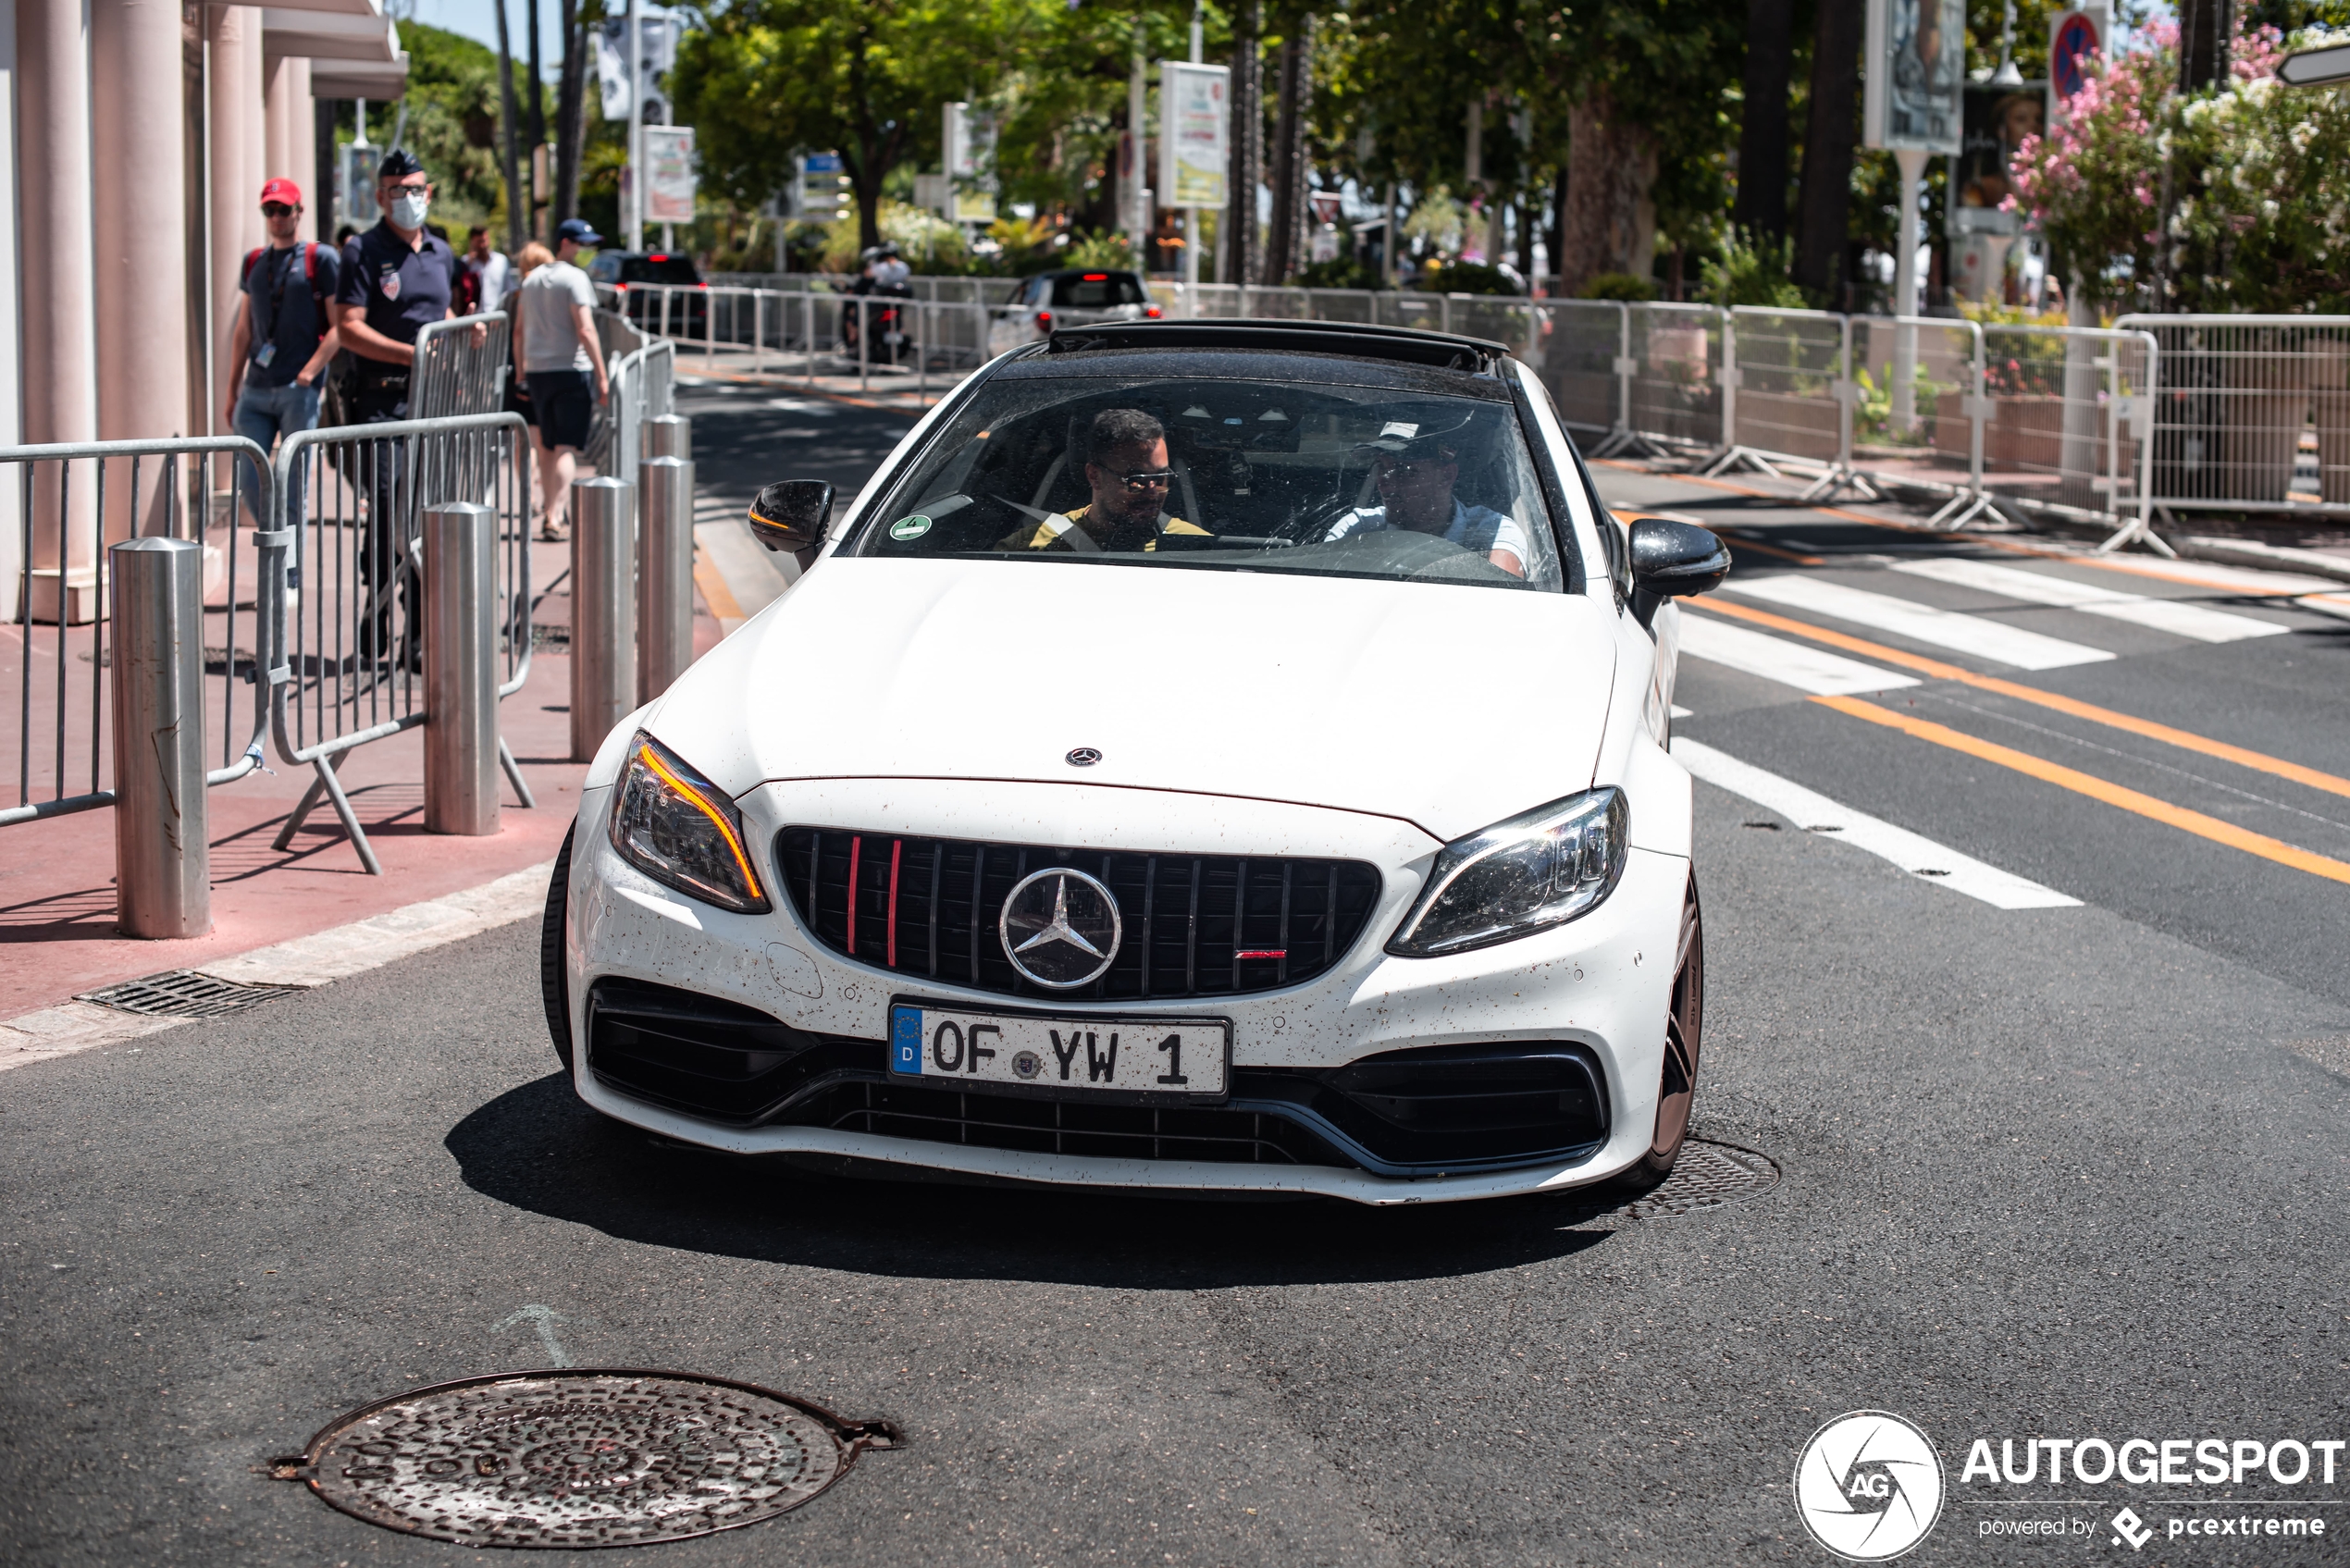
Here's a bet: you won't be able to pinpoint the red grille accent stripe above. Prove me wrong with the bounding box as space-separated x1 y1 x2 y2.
886 840 902 969
1234 949 1288 960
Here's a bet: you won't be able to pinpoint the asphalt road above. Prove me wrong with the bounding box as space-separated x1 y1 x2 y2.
5 401 2348 1566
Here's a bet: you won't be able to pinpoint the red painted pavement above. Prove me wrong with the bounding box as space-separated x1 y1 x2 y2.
0 536 724 1018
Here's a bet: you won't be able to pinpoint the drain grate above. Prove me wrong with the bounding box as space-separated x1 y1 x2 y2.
279 1370 898 1549
1622 1138 1780 1220
78 970 297 1019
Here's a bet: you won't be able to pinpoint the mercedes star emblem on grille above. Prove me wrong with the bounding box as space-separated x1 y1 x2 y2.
1066 747 1102 767
998 868 1122 988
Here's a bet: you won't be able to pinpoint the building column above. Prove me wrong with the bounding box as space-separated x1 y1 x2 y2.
207 5 262 437
92 0 189 541
263 49 305 185
19 0 99 619
0 0 20 621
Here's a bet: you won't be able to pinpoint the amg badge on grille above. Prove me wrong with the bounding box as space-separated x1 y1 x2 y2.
998 869 1122 988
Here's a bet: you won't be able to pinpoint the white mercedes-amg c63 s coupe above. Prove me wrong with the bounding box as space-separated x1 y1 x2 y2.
542 317 1731 1204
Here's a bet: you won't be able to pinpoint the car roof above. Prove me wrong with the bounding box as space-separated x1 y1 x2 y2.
1040 318 1510 374
1027 267 1145 281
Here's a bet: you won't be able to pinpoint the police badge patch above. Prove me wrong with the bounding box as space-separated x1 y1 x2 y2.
380 264 402 302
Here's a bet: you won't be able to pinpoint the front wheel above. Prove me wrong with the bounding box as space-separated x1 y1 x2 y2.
540 823 575 1070
1614 879 1703 1193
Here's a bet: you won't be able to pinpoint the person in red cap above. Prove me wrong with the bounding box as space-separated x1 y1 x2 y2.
224 178 340 531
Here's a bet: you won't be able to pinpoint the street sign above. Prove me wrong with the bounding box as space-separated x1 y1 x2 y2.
797 153 849 222
1158 61 1229 209
2048 7 2108 119
643 126 695 225
2280 43 2350 85
1863 0 1965 153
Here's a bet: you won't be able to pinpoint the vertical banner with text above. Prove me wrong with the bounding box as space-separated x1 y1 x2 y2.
1157 62 1231 209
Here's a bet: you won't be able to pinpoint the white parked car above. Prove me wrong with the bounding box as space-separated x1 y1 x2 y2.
544 317 1731 1204
985 267 1163 358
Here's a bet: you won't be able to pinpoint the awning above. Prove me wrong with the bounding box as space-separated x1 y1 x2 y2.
264 8 400 63
307 56 410 99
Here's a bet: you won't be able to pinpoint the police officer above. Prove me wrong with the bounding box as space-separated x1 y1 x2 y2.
328 148 463 663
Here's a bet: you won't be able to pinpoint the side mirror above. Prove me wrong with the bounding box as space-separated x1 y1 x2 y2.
747 479 835 560
1626 518 1730 624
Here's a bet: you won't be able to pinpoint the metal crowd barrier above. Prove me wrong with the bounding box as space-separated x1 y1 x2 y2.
265 411 536 872
4 435 274 827
2113 314 2350 521
411 311 512 419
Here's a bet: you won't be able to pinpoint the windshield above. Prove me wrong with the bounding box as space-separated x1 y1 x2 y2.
623 256 701 286
849 375 1565 591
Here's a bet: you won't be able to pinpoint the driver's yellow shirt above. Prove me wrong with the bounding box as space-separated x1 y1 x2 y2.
997 503 1210 553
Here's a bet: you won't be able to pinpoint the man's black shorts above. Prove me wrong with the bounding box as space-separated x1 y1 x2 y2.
526 369 594 451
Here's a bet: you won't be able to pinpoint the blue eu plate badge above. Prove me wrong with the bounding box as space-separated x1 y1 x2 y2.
890 1006 922 1074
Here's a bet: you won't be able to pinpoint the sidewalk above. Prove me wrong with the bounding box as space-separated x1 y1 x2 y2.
0 530 724 1020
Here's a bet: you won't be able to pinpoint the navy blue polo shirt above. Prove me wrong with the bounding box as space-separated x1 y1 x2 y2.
337 220 457 349
244 241 340 389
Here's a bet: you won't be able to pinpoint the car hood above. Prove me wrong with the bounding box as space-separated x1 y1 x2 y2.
652 558 1619 844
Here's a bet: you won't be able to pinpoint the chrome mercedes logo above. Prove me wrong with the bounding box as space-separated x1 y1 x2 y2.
998 868 1122 989
1066 747 1102 767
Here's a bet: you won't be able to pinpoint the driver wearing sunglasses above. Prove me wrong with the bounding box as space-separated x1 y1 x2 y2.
998 407 1210 553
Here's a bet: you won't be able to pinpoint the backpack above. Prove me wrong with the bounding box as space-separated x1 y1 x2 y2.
241 241 328 326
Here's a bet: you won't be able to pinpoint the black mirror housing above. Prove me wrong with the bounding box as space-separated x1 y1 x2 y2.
1627 518 1731 602
748 480 835 556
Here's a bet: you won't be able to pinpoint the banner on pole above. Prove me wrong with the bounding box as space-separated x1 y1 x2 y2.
1157 61 1229 209
1863 0 1965 154
644 126 697 224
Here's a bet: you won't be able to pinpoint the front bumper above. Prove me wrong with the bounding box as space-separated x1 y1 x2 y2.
567 779 1688 1205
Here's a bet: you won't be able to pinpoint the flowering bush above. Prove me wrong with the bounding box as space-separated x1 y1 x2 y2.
2007 20 2350 312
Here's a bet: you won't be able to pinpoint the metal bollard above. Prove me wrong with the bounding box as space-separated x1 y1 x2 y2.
637 454 696 703
109 537 210 939
570 477 636 763
642 414 691 463
423 502 501 835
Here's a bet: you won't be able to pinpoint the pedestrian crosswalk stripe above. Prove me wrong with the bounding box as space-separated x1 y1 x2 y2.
1891 558 2288 644
1671 738 2080 909
1720 574 2117 670
1677 613 1919 695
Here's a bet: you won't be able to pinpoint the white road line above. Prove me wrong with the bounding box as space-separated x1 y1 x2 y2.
1721 574 2117 669
1677 613 1920 696
1892 557 2288 644
1672 738 2081 909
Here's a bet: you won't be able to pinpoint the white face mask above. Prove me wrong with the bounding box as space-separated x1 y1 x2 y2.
390 190 430 229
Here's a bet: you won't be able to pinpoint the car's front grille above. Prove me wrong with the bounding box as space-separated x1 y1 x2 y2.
772 831 1382 1002
782 1079 1350 1167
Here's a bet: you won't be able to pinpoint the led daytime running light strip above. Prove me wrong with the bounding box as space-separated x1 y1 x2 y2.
637 741 764 900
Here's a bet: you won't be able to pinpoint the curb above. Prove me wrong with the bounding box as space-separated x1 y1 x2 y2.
0 860 557 1074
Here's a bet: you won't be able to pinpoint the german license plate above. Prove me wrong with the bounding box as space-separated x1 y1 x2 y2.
888 1001 1231 1102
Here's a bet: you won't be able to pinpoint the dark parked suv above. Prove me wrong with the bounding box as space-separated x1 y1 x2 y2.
588 251 708 340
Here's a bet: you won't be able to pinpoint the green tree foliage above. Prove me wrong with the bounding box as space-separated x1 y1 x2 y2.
674 0 1029 251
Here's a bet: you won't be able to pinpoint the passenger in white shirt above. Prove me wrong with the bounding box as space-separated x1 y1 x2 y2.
1321 425 1530 577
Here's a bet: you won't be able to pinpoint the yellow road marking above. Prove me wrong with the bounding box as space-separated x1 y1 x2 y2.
1812 695 2350 885
691 546 745 636
1686 598 2350 802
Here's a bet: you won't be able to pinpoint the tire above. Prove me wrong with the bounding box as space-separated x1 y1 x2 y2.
540 822 575 1070
1613 878 1704 1194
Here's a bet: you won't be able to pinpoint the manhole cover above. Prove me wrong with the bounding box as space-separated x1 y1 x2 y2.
279 1370 898 1549
1623 1138 1779 1220
80 970 295 1019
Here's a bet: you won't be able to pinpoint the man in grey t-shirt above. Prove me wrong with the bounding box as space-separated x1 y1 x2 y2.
513 218 612 540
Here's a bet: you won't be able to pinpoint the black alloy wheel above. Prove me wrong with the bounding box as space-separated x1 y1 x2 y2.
1614 879 1703 1193
541 823 575 1069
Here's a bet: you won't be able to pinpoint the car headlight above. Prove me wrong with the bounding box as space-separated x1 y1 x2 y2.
608 732 772 913
1386 788 1628 957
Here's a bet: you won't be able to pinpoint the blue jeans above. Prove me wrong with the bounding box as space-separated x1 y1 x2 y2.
233 380 321 588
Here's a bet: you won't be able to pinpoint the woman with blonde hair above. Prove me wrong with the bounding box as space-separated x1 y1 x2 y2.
510 242 559 537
